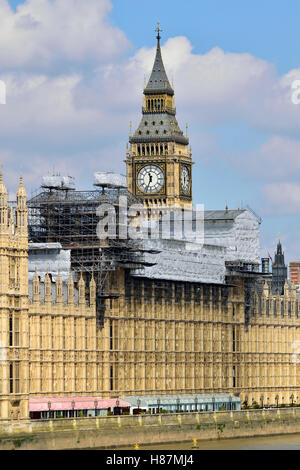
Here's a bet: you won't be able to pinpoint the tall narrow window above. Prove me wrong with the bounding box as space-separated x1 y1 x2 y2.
14 317 19 347
15 362 19 394
9 363 13 394
9 315 13 347
110 366 114 391
233 366 236 388
232 327 236 352
110 320 113 350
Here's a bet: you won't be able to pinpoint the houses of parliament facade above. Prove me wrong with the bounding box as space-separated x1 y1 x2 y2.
1 28 300 420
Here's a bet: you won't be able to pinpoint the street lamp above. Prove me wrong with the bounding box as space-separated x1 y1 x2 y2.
275 395 279 408
94 400 98 417
137 398 141 414
212 396 215 412
229 395 232 411
195 396 198 412
290 394 294 407
48 401 51 419
157 398 161 414
260 395 264 408
71 400 75 418
176 398 180 413
116 398 120 415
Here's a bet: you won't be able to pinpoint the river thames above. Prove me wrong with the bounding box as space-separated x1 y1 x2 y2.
115 433 300 450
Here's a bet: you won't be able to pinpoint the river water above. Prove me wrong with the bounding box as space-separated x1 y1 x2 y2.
115 433 300 450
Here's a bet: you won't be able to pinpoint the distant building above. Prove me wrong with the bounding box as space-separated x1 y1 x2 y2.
272 240 288 294
290 262 300 288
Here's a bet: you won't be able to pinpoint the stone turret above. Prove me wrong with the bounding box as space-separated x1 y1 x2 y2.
16 176 28 235
0 172 8 231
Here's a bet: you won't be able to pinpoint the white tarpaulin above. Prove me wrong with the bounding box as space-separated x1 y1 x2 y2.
94 172 127 188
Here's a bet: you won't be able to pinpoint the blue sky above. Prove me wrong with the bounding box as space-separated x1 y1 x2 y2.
2 0 300 265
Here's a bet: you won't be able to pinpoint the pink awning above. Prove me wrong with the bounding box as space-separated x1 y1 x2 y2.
29 397 131 412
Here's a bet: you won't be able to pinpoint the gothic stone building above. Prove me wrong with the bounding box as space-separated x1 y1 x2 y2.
1 174 300 419
1 29 300 420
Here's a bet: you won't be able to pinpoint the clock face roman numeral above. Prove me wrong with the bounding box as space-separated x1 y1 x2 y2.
137 165 164 194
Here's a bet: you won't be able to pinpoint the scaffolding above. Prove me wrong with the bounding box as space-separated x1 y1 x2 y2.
27 183 158 326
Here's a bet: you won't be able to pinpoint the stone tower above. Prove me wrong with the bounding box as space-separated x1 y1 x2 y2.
272 238 288 295
126 24 193 214
0 174 29 419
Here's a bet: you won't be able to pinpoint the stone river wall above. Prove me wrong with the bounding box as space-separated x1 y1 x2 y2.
0 408 300 450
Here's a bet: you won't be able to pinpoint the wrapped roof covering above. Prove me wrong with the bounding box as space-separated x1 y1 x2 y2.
28 243 71 282
204 209 260 264
131 238 226 284
41 176 75 190
131 208 260 283
94 172 127 189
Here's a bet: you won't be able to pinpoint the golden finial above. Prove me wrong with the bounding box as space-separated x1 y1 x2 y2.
278 232 281 240
186 124 188 138
155 20 162 39
129 121 133 136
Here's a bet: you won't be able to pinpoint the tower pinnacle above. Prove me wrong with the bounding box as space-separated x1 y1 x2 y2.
155 20 162 41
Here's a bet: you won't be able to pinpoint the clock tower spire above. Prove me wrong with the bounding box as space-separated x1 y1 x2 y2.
126 24 193 213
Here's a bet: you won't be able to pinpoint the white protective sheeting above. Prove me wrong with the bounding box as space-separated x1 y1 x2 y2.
94 172 127 189
204 210 260 263
131 209 260 284
41 176 75 190
28 243 71 282
131 238 226 284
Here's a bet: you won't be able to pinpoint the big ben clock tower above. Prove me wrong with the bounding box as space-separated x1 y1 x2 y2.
126 23 193 213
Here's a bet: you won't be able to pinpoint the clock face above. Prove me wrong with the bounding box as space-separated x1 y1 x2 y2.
137 165 164 194
181 166 190 194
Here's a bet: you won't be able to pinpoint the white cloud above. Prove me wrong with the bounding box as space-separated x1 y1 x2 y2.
228 135 300 180
0 0 130 69
262 183 300 215
2 20 300 202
